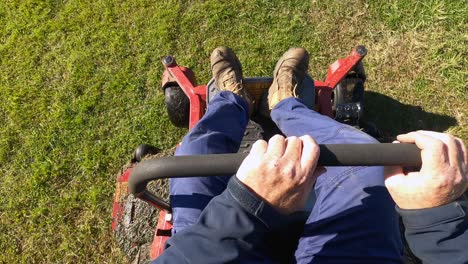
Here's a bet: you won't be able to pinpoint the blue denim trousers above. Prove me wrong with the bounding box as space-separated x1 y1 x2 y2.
170 91 403 263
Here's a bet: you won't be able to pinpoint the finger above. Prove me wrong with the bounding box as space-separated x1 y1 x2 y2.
284 136 302 162
417 130 454 142
397 131 449 165
396 132 418 144
455 138 467 165
417 131 459 166
299 135 320 174
454 138 467 179
384 170 406 191
453 138 466 170
250 139 268 157
383 165 412 192
236 140 267 181
267 134 286 158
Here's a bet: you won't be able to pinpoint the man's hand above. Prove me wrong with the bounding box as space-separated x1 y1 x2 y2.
385 131 467 209
236 135 320 215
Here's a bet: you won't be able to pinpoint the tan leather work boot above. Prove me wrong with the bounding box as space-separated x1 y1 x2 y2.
210 47 254 116
268 47 309 109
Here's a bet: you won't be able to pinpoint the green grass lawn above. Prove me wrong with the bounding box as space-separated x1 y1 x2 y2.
0 0 466 262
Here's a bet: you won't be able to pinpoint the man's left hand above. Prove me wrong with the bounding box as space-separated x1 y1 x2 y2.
236 135 320 215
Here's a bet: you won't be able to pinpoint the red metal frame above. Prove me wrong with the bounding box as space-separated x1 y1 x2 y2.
113 46 367 260
111 167 132 231
112 164 175 260
314 46 366 117
149 210 173 259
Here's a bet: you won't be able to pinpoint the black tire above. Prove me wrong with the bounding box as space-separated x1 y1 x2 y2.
332 61 366 112
332 76 365 112
164 86 189 128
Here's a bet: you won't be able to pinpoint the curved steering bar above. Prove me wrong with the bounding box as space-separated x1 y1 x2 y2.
128 143 422 211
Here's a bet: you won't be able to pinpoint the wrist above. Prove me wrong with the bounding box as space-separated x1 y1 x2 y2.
228 176 292 229
397 198 467 229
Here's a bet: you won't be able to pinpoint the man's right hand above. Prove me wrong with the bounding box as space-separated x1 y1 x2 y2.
385 131 467 209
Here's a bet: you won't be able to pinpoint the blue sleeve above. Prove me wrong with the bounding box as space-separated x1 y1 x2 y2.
398 199 468 264
152 176 298 264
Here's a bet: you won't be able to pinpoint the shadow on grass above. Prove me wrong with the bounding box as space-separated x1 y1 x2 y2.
364 91 457 142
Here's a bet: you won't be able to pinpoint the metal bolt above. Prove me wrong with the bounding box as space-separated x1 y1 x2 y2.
165 213 173 222
356 46 367 56
163 56 175 66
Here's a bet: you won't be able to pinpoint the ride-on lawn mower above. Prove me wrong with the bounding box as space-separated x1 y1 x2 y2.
112 46 423 263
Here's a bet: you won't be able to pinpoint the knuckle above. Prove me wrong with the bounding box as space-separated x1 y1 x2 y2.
300 135 314 143
270 134 285 142
252 140 267 151
445 134 458 147
287 136 301 147
415 131 425 136
446 134 456 142
309 135 318 145
433 140 446 151
454 171 467 185
452 174 462 185
288 136 299 141
456 138 466 148
311 143 320 153
305 142 320 157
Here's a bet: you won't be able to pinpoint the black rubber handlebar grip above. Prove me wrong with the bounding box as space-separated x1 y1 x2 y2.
129 143 421 195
